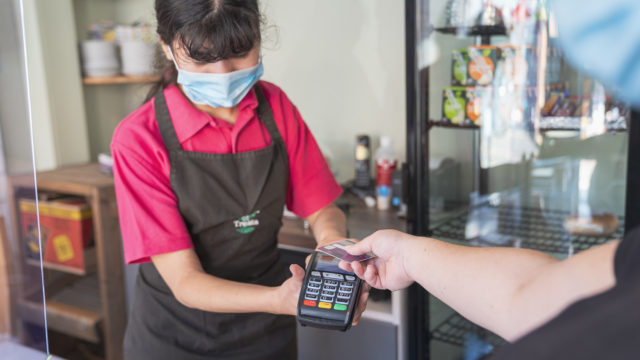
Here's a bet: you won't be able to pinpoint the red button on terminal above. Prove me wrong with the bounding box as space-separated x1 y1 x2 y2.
303 300 316 307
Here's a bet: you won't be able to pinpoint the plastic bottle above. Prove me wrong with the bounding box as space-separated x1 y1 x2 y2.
375 136 397 210
354 135 372 188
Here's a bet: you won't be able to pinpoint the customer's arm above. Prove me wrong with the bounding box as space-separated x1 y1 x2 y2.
341 230 619 341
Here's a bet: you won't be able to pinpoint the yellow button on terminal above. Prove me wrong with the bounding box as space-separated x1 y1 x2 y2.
318 302 332 309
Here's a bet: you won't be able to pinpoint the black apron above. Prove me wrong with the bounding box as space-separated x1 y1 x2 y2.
123 84 297 360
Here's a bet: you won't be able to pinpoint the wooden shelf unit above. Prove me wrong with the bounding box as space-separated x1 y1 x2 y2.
83 75 160 85
9 163 125 360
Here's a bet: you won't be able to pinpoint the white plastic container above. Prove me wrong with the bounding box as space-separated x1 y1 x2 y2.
375 136 397 210
80 40 119 77
120 41 157 76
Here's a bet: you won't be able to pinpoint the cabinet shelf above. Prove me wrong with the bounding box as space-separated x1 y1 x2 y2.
17 275 102 343
83 75 160 85
434 25 507 37
428 117 629 133
431 312 507 349
540 116 628 133
25 247 97 276
428 119 480 130
430 205 624 255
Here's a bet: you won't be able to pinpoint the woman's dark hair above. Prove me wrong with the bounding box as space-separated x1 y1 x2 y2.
145 0 263 102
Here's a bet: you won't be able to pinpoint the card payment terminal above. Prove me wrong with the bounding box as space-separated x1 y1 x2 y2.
297 251 363 331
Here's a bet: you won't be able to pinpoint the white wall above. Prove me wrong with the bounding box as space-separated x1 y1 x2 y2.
34 0 90 169
0 0 33 175
73 0 156 161
23 0 90 171
261 0 406 183
22 0 57 171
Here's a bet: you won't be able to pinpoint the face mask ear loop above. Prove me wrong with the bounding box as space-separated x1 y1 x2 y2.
167 46 181 71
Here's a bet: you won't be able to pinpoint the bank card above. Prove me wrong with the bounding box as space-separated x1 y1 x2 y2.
317 240 377 262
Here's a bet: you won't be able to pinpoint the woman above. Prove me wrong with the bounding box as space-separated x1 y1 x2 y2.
111 1 368 359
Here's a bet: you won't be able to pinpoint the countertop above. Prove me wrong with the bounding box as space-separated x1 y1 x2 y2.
277 192 406 252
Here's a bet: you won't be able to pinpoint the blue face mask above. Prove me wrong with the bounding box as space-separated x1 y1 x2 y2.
551 0 640 108
169 48 264 108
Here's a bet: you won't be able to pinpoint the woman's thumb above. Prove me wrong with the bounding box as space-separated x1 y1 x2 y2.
289 264 305 280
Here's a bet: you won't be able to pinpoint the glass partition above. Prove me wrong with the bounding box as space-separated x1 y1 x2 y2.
0 0 49 358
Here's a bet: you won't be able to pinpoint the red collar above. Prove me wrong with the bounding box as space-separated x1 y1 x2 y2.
162 84 260 143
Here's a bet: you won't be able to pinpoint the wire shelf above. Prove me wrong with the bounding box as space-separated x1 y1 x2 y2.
434 25 507 37
431 313 508 348
539 116 628 133
428 119 480 130
430 205 624 255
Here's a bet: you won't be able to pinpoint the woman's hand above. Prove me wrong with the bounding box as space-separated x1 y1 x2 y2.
351 283 370 326
274 264 306 316
339 230 416 291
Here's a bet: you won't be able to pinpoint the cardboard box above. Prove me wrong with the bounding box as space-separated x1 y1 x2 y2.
20 198 94 274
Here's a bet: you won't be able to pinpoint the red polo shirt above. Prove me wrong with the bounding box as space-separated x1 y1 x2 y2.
111 81 342 264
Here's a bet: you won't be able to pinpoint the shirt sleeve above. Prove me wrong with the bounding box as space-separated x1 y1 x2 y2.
280 100 343 218
111 140 193 264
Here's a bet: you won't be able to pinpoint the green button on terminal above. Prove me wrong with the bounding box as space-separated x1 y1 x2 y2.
334 304 347 311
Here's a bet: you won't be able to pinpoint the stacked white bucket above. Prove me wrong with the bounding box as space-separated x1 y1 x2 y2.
81 24 156 77
81 40 120 77
120 41 156 76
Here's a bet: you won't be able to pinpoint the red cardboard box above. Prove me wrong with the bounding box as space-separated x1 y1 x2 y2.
20 198 94 274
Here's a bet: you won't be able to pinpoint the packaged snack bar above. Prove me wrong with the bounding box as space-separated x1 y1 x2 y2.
467 46 500 86
451 49 469 86
466 87 490 125
442 86 467 124
541 91 564 116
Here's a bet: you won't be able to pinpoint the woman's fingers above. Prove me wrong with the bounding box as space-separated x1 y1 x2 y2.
304 254 311 267
352 284 370 326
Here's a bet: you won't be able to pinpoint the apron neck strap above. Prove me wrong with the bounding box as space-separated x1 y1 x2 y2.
253 84 283 143
153 84 282 152
154 88 182 151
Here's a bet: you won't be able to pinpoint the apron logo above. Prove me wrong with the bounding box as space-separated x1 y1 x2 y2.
234 210 260 234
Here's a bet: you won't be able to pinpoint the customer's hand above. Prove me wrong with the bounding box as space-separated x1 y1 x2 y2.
339 230 415 291
314 238 371 326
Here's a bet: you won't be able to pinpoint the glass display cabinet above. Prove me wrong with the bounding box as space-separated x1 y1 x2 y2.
404 0 639 358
